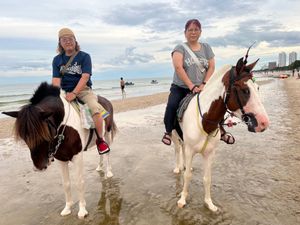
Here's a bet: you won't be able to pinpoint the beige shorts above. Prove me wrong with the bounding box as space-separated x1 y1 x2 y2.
77 87 105 116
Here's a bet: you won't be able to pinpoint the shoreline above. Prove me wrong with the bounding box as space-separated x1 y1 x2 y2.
0 92 169 139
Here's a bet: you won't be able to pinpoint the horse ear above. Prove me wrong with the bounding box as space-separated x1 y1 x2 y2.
246 59 259 71
236 57 244 74
2 111 19 118
40 111 53 120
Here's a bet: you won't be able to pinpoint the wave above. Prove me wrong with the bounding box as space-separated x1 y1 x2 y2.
0 99 29 107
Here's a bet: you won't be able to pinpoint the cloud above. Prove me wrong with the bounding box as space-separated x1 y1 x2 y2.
207 19 300 48
109 47 155 66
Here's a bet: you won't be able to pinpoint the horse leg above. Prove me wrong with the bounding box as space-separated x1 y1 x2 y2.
202 149 218 212
172 135 184 174
177 147 194 208
58 161 73 216
96 155 104 172
73 152 88 219
97 130 113 178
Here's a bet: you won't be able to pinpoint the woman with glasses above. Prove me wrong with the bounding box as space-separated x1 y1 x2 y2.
162 19 235 146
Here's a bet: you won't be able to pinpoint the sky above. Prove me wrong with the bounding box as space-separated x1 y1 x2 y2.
0 0 300 83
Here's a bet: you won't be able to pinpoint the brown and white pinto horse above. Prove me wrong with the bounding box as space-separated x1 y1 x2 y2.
173 56 269 211
3 82 117 219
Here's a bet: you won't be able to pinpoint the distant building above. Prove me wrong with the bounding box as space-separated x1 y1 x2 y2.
289 51 297 65
278 52 286 67
268 62 277 70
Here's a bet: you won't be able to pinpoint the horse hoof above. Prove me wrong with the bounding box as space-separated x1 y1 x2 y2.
96 165 104 172
173 168 180 174
204 202 218 212
177 200 186 208
60 208 71 216
78 209 88 219
106 171 114 178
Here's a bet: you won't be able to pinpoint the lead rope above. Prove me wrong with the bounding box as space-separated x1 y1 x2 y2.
49 103 71 161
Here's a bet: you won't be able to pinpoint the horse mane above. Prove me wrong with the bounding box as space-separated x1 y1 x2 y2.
30 82 60 105
14 82 59 149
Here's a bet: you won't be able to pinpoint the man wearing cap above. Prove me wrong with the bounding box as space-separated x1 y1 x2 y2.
52 27 110 154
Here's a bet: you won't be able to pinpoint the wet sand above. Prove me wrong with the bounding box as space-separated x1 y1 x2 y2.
1 78 300 225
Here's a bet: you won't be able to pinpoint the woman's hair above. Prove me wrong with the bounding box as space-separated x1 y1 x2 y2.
56 41 80 54
184 19 202 32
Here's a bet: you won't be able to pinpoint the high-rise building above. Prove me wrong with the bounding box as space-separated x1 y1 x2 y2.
268 62 277 70
278 52 286 67
289 51 297 65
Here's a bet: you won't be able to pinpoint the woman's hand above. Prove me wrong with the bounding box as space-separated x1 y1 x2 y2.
66 92 77 102
190 83 205 94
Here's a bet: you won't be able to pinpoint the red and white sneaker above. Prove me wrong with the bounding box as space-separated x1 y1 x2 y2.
96 138 110 155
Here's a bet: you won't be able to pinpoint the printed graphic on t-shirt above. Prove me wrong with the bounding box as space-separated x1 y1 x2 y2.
60 62 82 75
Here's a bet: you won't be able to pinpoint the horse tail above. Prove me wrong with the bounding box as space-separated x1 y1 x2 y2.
98 95 118 142
104 116 118 142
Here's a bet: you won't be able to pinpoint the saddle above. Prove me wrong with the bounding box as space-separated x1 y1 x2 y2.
177 93 196 122
71 99 109 130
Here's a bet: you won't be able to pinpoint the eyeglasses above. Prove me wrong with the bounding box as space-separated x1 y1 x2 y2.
60 37 75 43
186 28 201 33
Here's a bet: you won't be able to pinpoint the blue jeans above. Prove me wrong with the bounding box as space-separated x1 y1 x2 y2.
163 84 190 133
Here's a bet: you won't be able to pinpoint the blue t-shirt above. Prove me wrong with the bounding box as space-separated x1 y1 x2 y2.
52 51 92 92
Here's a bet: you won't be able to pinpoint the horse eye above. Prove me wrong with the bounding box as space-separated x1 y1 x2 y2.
243 89 250 95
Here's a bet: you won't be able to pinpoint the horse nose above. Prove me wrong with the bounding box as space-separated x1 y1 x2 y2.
259 116 269 130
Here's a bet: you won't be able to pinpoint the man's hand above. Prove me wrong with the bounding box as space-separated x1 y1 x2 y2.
66 92 77 102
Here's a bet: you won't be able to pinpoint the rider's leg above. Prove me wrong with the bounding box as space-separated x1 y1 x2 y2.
78 87 110 154
162 84 190 145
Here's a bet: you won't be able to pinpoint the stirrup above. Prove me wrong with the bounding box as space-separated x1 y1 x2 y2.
162 132 172 146
220 132 235 144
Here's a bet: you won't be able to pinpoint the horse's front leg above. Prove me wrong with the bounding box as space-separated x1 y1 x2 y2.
73 152 88 219
177 146 194 208
58 161 73 216
202 148 218 212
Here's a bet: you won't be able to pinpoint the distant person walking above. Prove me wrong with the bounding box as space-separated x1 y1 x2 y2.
120 77 126 99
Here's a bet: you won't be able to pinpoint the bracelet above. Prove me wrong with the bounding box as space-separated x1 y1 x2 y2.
202 81 207 85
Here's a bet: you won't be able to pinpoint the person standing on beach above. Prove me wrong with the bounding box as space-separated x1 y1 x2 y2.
120 77 126 99
162 19 235 146
52 27 110 154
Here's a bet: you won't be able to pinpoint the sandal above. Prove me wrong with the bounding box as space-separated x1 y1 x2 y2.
220 132 235 144
162 132 172 145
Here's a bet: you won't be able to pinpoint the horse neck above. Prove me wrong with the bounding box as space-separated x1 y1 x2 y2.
198 65 231 132
200 65 230 112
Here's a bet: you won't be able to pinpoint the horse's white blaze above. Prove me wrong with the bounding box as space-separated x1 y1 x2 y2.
243 81 269 132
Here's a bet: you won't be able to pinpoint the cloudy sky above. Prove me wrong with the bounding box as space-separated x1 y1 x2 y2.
0 0 299 82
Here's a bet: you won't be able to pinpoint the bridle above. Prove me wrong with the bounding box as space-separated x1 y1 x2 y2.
44 103 70 161
197 42 258 131
223 67 258 131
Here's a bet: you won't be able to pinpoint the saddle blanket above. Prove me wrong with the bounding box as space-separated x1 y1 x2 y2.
177 93 196 122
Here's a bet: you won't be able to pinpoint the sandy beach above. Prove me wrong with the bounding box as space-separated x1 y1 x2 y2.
1 77 300 225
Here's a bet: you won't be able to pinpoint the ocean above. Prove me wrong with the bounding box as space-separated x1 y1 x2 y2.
0 77 172 118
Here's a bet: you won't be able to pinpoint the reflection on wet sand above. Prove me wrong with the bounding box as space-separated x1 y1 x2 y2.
97 176 122 225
